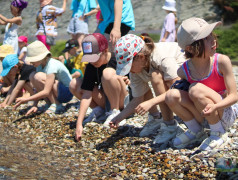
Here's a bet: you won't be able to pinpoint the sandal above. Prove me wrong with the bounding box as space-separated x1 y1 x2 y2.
173 129 208 149
45 103 57 114
198 132 229 151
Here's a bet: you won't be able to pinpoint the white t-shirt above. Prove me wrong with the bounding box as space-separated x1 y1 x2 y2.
35 5 64 36
130 42 186 97
36 58 72 87
18 46 27 62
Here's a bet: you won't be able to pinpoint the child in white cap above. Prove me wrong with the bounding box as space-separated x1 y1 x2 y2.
166 17 238 151
159 0 177 42
110 34 187 145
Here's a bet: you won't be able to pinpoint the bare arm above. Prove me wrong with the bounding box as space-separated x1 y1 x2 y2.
61 0 68 13
0 14 22 25
18 52 26 62
110 0 123 45
15 73 55 107
84 4 100 17
75 90 93 141
203 55 238 115
161 31 169 42
135 93 166 116
6 80 26 106
0 79 18 107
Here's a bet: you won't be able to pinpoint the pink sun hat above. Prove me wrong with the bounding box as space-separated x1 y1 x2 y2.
18 36 28 44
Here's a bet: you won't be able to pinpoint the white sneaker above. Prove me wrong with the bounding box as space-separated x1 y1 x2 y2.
139 114 163 137
103 109 121 128
153 120 185 144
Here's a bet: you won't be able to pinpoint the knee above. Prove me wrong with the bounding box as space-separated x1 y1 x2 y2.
69 78 77 94
189 83 204 101
31 72 45 83
102 68 116 82
165 89 181 107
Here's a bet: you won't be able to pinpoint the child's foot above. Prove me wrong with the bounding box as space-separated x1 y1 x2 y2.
199 131 229 151
173 129 207 149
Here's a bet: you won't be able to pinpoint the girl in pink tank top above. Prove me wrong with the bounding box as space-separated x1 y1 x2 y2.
166 17 238 153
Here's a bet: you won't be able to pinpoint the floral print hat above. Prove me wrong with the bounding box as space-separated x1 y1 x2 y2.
115 34 145 76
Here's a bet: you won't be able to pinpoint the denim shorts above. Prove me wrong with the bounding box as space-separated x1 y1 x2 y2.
67 17 88 34
57 82 73 103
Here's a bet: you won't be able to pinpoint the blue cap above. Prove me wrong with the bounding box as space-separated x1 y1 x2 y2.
1 54 19 77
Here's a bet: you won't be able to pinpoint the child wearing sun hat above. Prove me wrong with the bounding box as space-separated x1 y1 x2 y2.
14 40 73 115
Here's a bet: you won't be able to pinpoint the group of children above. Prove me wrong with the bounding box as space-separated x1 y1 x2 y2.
0 0 237 154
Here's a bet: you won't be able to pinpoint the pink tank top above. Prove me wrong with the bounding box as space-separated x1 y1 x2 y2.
183 53 226 95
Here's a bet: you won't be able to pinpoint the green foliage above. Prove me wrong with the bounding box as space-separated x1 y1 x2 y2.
50 40 66 57
214 21 238 61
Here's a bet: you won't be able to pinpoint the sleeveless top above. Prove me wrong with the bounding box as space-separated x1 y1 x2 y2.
3 23 19 54
182 53 226 95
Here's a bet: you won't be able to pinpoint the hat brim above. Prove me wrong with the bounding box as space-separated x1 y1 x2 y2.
81 54 100 63
62 48 71 53
162 6 177 12
0 52 14 58
116 61 132 76
1 67 12 77
196 21 222 41
25 51 51 63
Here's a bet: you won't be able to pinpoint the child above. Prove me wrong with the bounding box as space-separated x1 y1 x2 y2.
97 0 135 47
0 44 15 95
60 39 88 79
159 0 177 42
36 0 68 50
67 0 97 52
0 54 35 108
0 0 28 53
69 33 128 141
166 17 238 151
18 36 28 63
14 41 73 115
109 34 186 145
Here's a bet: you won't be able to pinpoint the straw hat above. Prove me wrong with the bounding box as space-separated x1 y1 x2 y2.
25 41 51 62
162 0 177 12
0 44 15 58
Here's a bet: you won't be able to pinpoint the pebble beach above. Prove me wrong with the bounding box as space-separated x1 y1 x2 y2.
0 86 238 179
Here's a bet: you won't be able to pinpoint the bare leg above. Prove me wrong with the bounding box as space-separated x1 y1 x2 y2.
102 68 128 110
30 72 58 104
151 70 173 121
189 83 223 125
165 89 203 123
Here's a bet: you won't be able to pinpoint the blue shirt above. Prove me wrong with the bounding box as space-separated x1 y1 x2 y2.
36 58 72 87
71 0 97 17
98 0 135 34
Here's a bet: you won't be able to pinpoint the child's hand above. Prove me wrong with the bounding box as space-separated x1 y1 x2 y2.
14 97 27 109
135 101 152 116
109 116 121 129
26 106 38 116
0 102 7 108
75 125 83 142
110 28 121 46
123 76 130 85
202 103 216 116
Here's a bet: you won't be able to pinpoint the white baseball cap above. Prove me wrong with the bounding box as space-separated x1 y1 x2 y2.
177 17 222 50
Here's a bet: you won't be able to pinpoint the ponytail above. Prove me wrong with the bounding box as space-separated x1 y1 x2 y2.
139 35 155 60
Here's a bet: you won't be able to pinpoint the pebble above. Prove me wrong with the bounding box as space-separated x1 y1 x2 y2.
0 94 237 179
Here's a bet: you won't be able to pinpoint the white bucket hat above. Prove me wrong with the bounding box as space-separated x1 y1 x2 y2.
25 41 51 62
162 0 177 12
177 17 222 50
